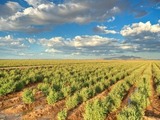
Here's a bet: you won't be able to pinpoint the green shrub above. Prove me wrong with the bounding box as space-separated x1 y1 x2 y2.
66 94 82 109
57 109 67 120
84 100 106 120
80 88 93 101
47 90 59 104
37 83 50 95
95 85 101 94
22 89 34 104
14 81 24 92
156 85 160 95
117 106 142 120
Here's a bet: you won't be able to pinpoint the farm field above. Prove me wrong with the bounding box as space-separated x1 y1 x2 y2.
0 60 160 120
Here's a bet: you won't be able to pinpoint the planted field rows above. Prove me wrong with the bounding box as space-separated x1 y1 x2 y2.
0 60 160 120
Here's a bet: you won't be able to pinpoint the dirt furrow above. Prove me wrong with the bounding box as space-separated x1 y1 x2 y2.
22 99 65 120
0 83 39 102
104 64 148 120
106 85 136 120
2 97 45 115
0 91 43 113
145 63 160 119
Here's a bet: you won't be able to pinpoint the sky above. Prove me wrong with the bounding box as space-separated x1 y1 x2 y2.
0 0 160 59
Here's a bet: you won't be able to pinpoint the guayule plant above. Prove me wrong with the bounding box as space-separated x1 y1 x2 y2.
57 109 67 120
47 90 59 104
22 89 34 104
84 100 106 120
66 94 82 109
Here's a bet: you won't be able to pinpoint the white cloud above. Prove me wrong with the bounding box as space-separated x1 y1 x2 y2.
107 16 115 22
25 0 49 7
0 1 23 18
40 35 118 48
39 35 126 56
121 21 160 36
27 38 36 44
94 25 118 34
0 0 121 32
121 21 160 52
73 35 117 47
40 37 65 47
0 35 26 48
18 53 26 56
45 48 62 53
0 35 32 58
0 0 158 33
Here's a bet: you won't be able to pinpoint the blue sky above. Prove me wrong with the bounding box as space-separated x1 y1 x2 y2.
0 0 160 59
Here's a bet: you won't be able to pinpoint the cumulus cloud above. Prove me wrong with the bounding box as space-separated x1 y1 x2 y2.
0 35 26 49
0 0 158 33
121 21 160 52
45 48 62 53
0 35 39 58
0 0 122 32
107 16 115 22
121 21 160 36
27 38 36 44
0 1 23 18
25 0 49 7
40 35 118 47
39 35 130 56
94 25 118 34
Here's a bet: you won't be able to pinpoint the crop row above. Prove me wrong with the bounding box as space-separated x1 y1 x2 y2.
0 62 143 96
82 63 148 120
152 63 160 96
117 63 152 120
21 62 144 119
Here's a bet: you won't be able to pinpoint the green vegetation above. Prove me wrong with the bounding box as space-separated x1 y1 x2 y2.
22 89 35 104
0 60 160 120
84 100 106 120
57 109 67 120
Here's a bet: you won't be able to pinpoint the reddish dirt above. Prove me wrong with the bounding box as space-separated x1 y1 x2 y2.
145 71 160 119
0 92 21 102
0 91 44 120
0 96 21 110
0 85 41 111
0 82 39 102
22 99 65 120
105 64 147 120
5 99 45 114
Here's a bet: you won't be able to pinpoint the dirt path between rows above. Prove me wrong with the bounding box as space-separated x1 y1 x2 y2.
106 85 136 120
105 64 148 120
22 99 65 120
144 63 160 119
